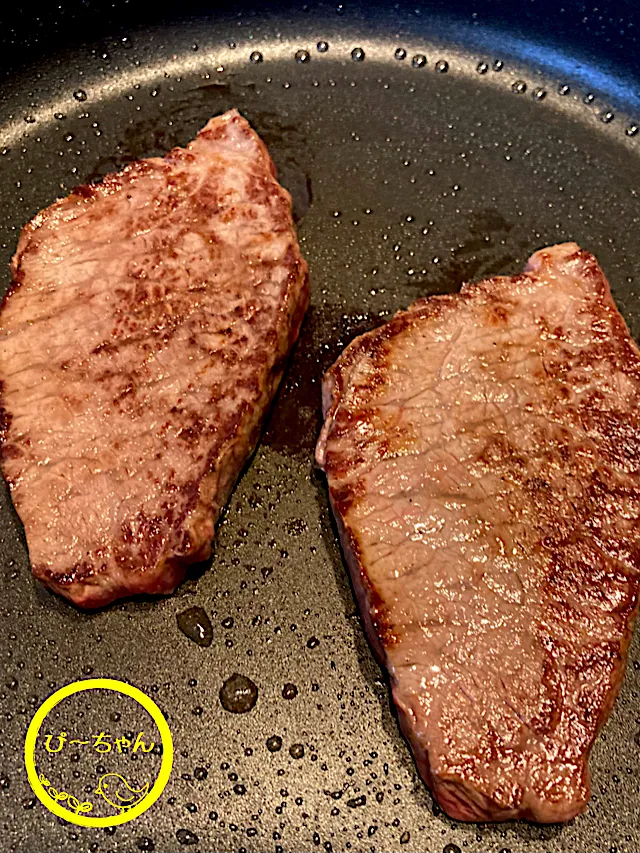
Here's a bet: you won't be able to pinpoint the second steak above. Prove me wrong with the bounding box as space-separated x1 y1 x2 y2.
316 243 640 822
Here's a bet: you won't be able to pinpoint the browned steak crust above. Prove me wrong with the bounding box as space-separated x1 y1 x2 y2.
0 109 309 608
316 243 640 822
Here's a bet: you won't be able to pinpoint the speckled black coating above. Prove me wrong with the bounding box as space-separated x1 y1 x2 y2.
0 2 638 851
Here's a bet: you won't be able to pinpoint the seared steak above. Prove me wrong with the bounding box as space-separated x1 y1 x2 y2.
316 243 640 823
0 109 309 608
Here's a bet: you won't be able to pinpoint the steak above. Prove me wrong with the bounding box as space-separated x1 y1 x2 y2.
0 109 309 608
316 243 640 823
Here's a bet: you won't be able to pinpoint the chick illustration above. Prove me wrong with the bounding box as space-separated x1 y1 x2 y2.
94 773 150 812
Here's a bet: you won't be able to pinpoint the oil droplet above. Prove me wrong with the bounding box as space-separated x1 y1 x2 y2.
583 92 595 104
233 783 246 795
476 61 488 74
347 795 366 808
317 41 329 53
443 845 461 853
73 90 88 102
394 48 407 61
532 87 546 101
295 49 310 63
221 617 234 629
250 51 263 64
511 80 527 94
267 735 283 752
435 60 449 73
177 607 213 647
626 124 638 137
307 636 320 649
194 767 208 780
137 838 155 852
558 83 570 95
493 59 504 71
600 110 614 123
176 829 198 845
24 115 35 124
351 47 365 62
400 831 410 844
219 674 258 713
289 743 304 759
282 682 298 700
412 54 426 68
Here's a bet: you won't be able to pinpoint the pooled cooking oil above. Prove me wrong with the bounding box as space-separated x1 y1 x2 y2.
175 829 198 845
266 735 283 752
176 606 213 647
289 743 304 759
282 682 298 700
219 673 258 713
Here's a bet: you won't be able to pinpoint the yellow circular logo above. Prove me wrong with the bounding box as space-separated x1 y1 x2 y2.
24 678 173 827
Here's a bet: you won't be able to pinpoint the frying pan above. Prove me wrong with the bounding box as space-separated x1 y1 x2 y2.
0 0 639 851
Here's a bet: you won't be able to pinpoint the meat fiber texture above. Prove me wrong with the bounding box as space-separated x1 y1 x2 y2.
0 109 309 608
316 243 640 823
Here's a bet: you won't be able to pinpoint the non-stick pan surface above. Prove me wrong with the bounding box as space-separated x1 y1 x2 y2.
0 1 639 851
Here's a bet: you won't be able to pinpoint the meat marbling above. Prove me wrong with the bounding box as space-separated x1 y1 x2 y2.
316 243 640 823
0 109 309 608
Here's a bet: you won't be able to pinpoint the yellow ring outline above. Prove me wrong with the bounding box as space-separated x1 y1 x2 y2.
24 678 173 827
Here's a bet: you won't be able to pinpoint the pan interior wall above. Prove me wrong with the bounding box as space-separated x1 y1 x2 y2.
0 12 638 853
